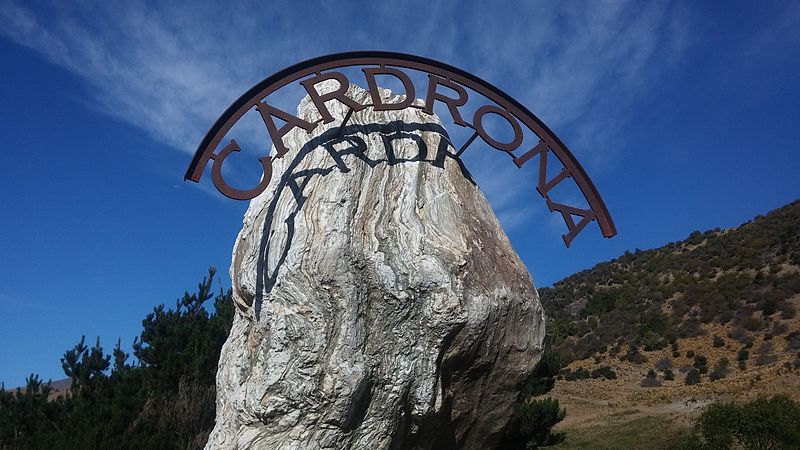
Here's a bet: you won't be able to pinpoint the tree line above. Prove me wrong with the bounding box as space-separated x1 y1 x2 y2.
0 267 564 449
0 268 233 449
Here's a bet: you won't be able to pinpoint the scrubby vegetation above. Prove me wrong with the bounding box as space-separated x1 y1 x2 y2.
675 395 800 449
640 369 662 388
561 365 617 382
503 398 566 449
685 369 701 386
541 200 800 364
501 342 567 449
4 199 799 448
1 268 567 449
0 268 233 449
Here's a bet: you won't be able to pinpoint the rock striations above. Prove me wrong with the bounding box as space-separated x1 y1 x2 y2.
207 82 545 449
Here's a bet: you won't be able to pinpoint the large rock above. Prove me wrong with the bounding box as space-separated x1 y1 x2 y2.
207 82 545 449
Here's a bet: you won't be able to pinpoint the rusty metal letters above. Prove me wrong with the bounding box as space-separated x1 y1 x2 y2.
185 51 617 247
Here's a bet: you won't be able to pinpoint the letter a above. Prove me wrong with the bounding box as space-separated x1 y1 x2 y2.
256 101 317 158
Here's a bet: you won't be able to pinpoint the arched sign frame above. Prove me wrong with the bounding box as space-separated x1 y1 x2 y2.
185 51 617 247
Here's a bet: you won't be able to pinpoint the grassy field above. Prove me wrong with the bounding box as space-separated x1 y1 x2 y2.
553 415 691 449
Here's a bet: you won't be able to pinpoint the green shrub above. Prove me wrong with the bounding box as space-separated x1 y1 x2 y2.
693 355 709 374
729 327 754 345
685 369 701 385
562 367 590 382
772 321 789 335
709 358 730 381
640 377 662 388
500 398 566 449
755 354 778 366
755 342 777 366
590 366 617 380
655 358 673 372
737 349 749 361
693 355 708 369
504 341 568 448
519 346 561 397
761 298 779 316
781 303 797 319
739 316 764 332
623 346 648 364
786 332 800 351
0 268 234 450
690 396 800 449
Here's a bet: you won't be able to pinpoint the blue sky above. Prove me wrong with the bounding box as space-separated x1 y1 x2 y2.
1 0 798 387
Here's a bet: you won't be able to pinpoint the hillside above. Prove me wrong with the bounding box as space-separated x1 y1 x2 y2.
541 199 800 363
540 199 800 448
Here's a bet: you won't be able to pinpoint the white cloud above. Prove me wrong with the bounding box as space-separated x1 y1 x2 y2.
0 0 691 220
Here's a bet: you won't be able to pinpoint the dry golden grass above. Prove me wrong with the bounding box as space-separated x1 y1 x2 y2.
550 320 800 441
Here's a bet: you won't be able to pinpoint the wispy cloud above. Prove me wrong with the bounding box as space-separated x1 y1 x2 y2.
457 1 690 171
0 0 691 223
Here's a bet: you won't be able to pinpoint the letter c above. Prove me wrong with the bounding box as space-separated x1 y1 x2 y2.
211 140 274 200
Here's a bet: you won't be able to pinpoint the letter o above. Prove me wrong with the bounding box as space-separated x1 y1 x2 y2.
472 105 523 152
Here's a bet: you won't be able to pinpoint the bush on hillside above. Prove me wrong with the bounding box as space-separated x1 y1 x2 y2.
640 369 661 388
590 366 617 380
737 349 749 361
503 341 568 448
755 342 777 366
500 398 566 449
781 302 797 319
539 201 800 366
655 358 673 372
728 327 753 345
623 346 648 364
519 345 561 397
640 377 662 388
786 332 800 351
693 355 708 374
685 369 701 385
562 367 590 381
772 321 789 336
708 358 730 381
682 396 800 449
739 316 764 332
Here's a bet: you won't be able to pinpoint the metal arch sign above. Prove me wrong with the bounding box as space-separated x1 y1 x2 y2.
185 51 617 247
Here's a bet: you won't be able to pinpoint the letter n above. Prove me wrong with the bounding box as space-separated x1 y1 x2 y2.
513 140 571 197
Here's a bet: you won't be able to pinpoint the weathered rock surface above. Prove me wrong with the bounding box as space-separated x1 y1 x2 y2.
207 82 545 449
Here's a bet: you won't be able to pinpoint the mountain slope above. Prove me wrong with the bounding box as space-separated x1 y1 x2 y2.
540 200 800 447
541 199 800 363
